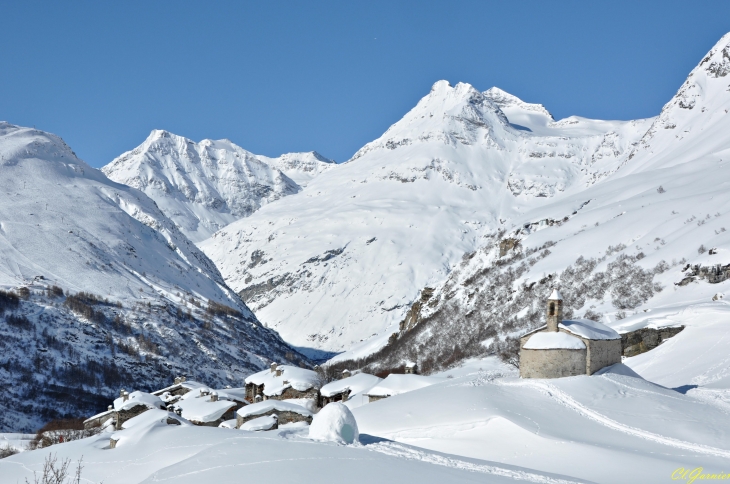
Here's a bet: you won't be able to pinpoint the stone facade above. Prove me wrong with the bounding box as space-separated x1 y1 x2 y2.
237 409 312 428
585 338 622 375
519 346 586 378
275 386 319 401
367 394 388 403
621 326 684 357
115 404 149 430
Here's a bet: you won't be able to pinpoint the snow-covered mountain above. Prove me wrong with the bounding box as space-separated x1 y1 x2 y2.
329 32 730 368
103 130 334 243
0 123 307 431
201 78 652 356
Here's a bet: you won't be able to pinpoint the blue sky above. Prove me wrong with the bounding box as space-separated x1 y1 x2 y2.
1 1 729 167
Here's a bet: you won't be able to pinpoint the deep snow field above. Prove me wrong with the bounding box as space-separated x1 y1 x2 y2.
3 299 730 484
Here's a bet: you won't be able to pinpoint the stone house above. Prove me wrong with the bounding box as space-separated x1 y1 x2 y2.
319 372 382 407
236 400 313 428
244 363 320 403
519 290 622 378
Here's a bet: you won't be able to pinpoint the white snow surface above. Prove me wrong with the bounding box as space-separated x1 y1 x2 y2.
523 331 586 350
549 288 562 300
365 374 442 397
320 372 382 397
239 415 278 431
236 400 312 419
0 407 578 484
201 78 653 356
113 391 165 412
308 402 359 444
0 123 250 312
103 130 334 242
560 319 620 340
175 391 237 423
244 365 319 396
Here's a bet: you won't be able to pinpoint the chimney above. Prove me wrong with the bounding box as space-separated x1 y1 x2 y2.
341 369 351 379
108 405 113 411
119 389 125 398
270 362 278 373
276 368 283 377
174 377 181 385
255 395 262 403
283 380 289 386
546 289 564 332
210 391 218 402
122 391 129 402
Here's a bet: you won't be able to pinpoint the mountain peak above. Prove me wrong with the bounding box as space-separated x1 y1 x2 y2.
484 87 554 121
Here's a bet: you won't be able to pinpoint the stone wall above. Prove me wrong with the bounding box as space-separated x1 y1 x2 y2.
237 409 312 428
519 346 586 378
585 339 622 375
274 386 319 401
115 404 149 430
621 326 684 357
367 395 388 403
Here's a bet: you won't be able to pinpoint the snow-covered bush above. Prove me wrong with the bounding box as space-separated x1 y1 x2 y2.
308 403 359 444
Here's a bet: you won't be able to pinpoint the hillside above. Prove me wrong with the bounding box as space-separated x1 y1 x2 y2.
328 32 730 377
0 123 307 431
103 130 334 243
200 80 651 357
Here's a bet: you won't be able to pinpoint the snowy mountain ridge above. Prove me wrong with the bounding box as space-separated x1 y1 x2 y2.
0 123 307 431
201 78 652 356
103 130 334 243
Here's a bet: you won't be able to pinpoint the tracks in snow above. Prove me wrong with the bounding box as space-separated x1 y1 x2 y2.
502 379 730 459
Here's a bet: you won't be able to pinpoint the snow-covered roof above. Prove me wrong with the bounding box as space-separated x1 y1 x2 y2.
152 380 208 396
236 400 312 419
320 373 382 398
549 289 563 300
113 391 165 412
523 331 586 350
522 319 621 341
175 392 237 423
214 387 248 403
244 365 319 396
240 415 278 431
365 374 440 397
561 319 620 340
83 408 114 424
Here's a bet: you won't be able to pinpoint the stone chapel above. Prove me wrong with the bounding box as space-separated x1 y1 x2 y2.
519 289 622 378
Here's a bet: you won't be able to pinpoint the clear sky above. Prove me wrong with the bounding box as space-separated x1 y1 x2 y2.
1 1 729 167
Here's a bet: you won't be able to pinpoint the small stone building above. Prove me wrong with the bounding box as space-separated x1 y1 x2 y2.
236 400 313 428
519 290 622 378
244 364 320 403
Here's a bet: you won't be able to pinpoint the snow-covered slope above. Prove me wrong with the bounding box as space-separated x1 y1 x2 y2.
0 123 307 431
201 80 651 356
328 32 730 369
103 130 334 243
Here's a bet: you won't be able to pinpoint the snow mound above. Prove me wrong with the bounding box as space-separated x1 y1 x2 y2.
523 332 586 350
309 402 359 444
320 373 382 398
240 415 278 431
236 400 312 419
366 374 441 397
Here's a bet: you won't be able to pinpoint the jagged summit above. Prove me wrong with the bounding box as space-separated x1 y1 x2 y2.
620 31 730 174
484 87 555 121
